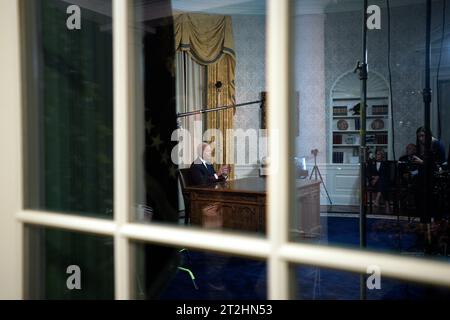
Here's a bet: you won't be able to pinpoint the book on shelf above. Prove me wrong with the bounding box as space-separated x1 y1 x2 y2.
372 105 388 115
354 118 360 130
332 151 344 164
333 106 347 116
333 134 342 144
375 134 388 144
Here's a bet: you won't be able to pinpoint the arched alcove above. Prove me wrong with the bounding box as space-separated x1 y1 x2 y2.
329 70 391 162
331 70 389 99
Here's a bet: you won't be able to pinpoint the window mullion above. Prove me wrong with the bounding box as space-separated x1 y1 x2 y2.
113 0 133 300
0 0 24 299
267 0 296 300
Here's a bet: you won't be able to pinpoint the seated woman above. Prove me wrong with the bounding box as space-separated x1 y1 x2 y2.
367 149 390 208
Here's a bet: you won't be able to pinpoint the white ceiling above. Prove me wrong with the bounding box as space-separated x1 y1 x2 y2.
171 0 436 16
63 0 443 19
60 0 449 36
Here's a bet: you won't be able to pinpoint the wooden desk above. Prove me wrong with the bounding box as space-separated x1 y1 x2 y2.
186 177 321 234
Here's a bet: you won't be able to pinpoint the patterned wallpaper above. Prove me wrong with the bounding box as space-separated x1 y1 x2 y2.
232 15 266 164
232 15 266 131
294 14 327 163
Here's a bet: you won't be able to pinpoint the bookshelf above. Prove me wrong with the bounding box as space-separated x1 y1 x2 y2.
331 97 390 164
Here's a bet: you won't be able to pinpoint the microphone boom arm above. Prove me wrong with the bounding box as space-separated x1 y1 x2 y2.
176 100 262 118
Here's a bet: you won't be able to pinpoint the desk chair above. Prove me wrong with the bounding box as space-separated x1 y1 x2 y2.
178 168 193 225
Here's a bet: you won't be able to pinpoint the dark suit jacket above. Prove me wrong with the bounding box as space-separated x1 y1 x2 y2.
367 160 389 177
367 160 390 196
190 159 225 186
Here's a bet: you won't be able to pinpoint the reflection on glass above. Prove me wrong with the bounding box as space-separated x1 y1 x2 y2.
132 0 269 235
291 0 450 259
133 243 266 300
132 0 179 226
26 225 114 299
294 265 450 300
23 0 113 218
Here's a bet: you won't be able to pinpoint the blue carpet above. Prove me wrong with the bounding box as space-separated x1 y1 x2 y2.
159 216 450 300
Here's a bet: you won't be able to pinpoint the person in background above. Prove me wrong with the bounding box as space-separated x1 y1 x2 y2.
190 142 229 186
367 149 390 208
412 127 446 225
413 127 446 169
397 143 421 216
398 143 419 182
399 143 418 164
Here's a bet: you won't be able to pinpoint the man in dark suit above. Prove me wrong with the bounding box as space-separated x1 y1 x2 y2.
190 143 229 185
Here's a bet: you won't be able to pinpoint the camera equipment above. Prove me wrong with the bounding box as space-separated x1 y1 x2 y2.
309 149 332 205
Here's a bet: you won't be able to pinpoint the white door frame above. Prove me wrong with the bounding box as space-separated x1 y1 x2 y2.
0 0 24 299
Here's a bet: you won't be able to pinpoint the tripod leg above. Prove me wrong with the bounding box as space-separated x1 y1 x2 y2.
309 167 315 180
317 167 333 205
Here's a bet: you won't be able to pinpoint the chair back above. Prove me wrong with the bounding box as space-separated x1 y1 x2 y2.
178 168 192 225
178 168 192 191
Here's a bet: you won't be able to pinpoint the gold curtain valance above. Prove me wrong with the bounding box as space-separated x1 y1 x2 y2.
174 13 235 65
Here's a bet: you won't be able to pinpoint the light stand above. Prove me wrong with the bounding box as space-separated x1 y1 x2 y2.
354 0 368 301
423 0 433 246
309 149 332 205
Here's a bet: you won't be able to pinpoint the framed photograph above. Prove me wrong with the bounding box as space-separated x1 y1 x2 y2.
371 118 385 130
337 119 349 130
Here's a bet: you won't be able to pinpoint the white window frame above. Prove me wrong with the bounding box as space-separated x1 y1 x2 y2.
1 0 450 300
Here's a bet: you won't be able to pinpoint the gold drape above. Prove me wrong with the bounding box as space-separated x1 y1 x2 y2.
175 13 236 179
206 54 235 178
174 13 235 64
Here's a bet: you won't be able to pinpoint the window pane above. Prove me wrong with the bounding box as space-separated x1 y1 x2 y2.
293 264 450 300
132 242 266 300
26 225 114 299
290 0 450 262
23 0 113 218
131 0 270 237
